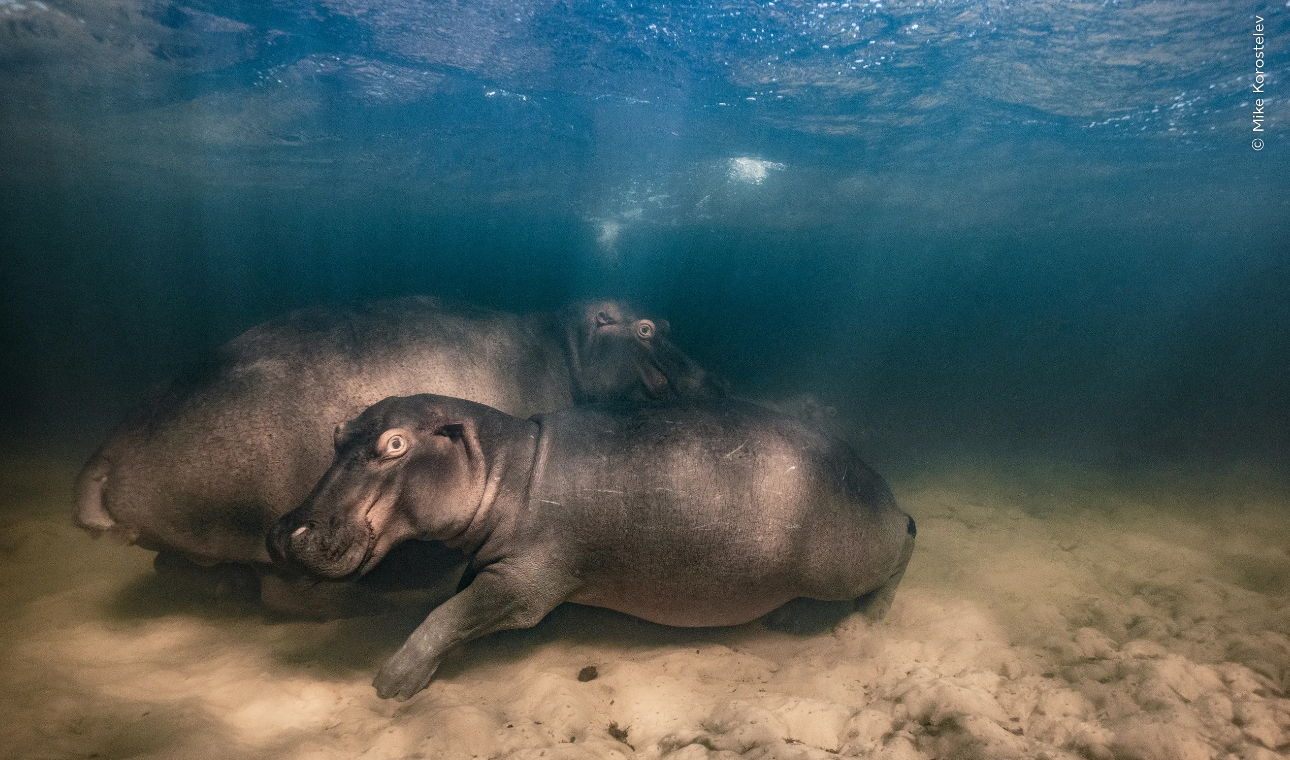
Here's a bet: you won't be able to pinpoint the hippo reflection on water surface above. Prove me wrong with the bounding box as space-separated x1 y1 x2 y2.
270 394 916 701
73 297 724 612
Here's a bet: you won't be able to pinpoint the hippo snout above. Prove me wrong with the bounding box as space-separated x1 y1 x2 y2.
266 515 303 567
267 511 373 580
267 514 324 567
73 454 117 534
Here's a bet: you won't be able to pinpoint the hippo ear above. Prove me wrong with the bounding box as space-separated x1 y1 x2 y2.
433 423 465 441
425 419 487 499
584 301 624 331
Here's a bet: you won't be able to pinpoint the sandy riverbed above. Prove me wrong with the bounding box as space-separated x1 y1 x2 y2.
1 454 1287 760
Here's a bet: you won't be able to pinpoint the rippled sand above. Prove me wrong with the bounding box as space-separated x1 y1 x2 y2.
2 454 1287 760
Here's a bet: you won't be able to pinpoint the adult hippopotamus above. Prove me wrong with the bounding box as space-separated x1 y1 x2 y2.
73 297 723 612
268 394 916 700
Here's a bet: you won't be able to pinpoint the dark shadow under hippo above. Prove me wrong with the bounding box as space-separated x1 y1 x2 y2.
269 394 916 700
73 297 724 615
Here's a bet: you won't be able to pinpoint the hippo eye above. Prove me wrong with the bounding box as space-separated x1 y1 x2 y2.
377 430 410 459
635 320 655 340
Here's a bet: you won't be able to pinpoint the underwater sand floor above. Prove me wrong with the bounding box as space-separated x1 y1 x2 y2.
1 455 1288 760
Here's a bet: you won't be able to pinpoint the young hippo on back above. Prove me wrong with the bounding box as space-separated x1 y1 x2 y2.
73 298 723 613
269 394 916 701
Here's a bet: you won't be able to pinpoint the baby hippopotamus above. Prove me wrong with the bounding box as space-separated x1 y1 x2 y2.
269 395 916 701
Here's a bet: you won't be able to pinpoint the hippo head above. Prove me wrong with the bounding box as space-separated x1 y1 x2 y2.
562 301 727 404
268 395 500 580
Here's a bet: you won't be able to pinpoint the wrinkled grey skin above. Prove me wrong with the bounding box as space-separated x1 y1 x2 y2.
73 297 724 613
269 394 916 700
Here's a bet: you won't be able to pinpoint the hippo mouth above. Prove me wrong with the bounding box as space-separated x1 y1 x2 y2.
352 486 399 577
278 505 376 580
647 338 724 400
315 499 379 580
276 472 405 580
353 527 380 577
73 454 119 536
300 524 373 580
639 359 671 398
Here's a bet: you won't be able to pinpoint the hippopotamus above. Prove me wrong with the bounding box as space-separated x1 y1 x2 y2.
268 394 916 700
73 297 724 613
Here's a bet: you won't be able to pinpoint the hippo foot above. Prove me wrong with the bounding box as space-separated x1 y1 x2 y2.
762 598 858 635
374 652 440 702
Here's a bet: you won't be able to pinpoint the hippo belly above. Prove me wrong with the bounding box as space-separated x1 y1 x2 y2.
557 488 897 627
569 579 797 628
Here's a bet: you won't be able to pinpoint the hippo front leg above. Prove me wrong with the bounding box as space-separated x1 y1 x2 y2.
374 562 569 701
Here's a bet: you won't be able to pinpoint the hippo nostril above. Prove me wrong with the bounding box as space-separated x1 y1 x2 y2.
292 524 310 538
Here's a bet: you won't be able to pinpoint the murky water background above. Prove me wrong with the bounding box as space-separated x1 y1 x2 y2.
1 1 1288 758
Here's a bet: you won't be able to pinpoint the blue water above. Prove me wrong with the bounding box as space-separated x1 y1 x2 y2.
1 0 1287 462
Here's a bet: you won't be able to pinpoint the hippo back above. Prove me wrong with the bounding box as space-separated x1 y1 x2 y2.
522 399 911 626
80 297 572 564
